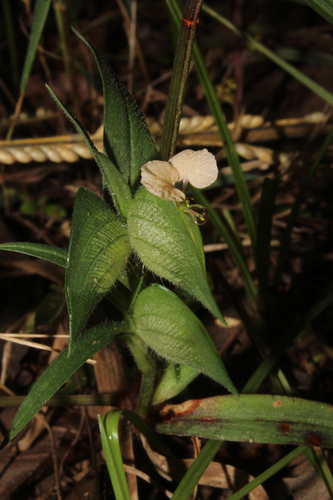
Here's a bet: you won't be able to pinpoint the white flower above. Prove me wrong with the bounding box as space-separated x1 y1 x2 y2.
141 149 218 201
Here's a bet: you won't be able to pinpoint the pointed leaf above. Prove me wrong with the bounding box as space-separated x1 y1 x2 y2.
152 363 199 405
20 0 52 93
154 394 333 447
1 321 125 447
128 188 225 322
66 188 131 350
72 27 158 191
0 242 67 267
47 85 132 218
131 284 237 394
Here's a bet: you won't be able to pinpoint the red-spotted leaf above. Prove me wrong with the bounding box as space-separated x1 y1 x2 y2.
153 394 333 447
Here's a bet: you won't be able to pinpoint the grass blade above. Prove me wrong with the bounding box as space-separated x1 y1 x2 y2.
227 446 308 500
171 439 223 500
100 409 173 499
306 0 333 24
99 412 130 500
203 4 333 107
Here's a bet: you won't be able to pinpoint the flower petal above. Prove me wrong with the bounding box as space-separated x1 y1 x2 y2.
141 160 185 201
169 149 218 189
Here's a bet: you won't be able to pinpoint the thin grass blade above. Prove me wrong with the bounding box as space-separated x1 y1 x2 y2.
100 409 173 499
20 0 52 94
171 439 223 500
203 4 333 107
306 0 333 24
227 446 307 500
99 412 130 500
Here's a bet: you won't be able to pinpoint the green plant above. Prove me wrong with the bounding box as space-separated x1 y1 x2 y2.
2 1 333 499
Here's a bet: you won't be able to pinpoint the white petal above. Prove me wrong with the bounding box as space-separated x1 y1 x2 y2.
169 149 218 188
141 160 185 201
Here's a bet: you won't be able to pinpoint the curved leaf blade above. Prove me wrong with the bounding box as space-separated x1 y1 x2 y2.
0 242 67 267
66 188 131 350
1 321 125 447
128 188 225 322
152 362 199 405
132 285 237 394
306 0 333 24
98 413 130 500
154 394 333 447
72 27 158 191
47 85 132 218
20 0 52 93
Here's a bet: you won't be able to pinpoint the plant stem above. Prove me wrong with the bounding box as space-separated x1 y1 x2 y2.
160 0 204 161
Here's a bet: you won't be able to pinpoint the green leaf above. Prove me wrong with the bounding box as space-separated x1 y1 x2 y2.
20 0 52 93
172 440 223 500
128 187 225 322
72 27 158 191
100 409 174 499
154 394 333 447
152 362 199 405
98 413 130 500
1 321 125 447
66 188 131 350
0 242 67 267
131 284 237 394
47 85 132 218
306 0 333 24
226 446 308 500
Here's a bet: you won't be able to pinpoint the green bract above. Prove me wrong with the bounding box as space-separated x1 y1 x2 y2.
128 187 226 323
130 284 237 394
